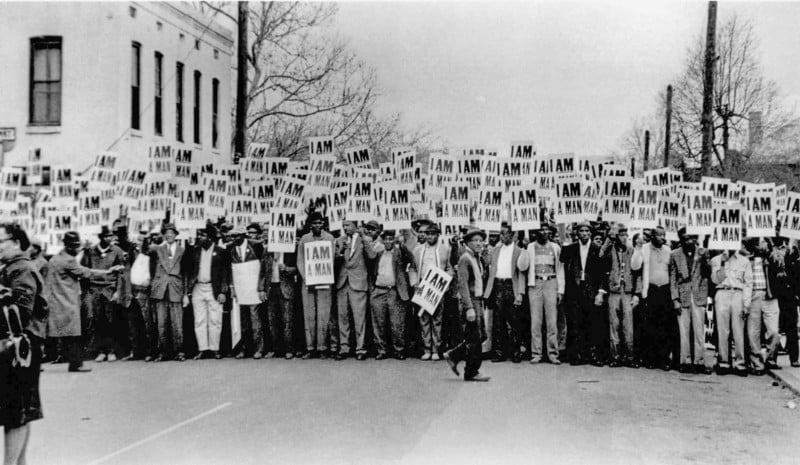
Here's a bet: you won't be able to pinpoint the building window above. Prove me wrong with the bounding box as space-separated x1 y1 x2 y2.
156 21 163 31
176 62 184 142
129 6 136 18
212 78 219 149
154 52 163 135
213 49 219 60
195 39 200 50
29 36 62 125
193 70 201 144
131 41 141 130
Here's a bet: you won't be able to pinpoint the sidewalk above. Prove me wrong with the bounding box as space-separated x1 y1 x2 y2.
767 354 800 396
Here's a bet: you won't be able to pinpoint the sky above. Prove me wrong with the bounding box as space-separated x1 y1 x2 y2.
333 1 800 156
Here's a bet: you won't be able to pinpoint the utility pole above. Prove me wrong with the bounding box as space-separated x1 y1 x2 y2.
234 1 248 164
664 85 672 168
701 1 717 176
643 130 650 173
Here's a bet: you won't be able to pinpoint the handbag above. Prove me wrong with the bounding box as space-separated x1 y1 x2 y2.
1 305 32 368
130 253 151 287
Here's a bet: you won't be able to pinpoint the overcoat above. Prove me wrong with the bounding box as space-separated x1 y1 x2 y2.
44 250 108 337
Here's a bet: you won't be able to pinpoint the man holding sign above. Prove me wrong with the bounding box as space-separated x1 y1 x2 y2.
444 228 490 382
710 247 753 376
297 212 336 359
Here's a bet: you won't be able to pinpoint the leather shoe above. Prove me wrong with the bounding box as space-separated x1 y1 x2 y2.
301 352 314 360
285 353 295 360
464 375 491 382
491 356 506 363
395 354 406 361
144 356 154 362
511 353 522 364
766 361 782 370
678 364 691 374
336 353 349 361
214 351 222 360
375 353 387 361
734 368 748 377
356 353 367 361
193 352 204 361
253 352 263 360
443 350 460 376
234 352 244 360
625 360 639 369
68 365 92 373
175 353 186 362
94 353 107 363
153 355 164 363
609 360 622 368
750 368 765 376
121 353 136 361
792 361 800 368
51 355 66 364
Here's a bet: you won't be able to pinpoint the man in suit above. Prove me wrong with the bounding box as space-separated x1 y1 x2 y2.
261 231 300 359
409 223 454 361
669 227 711 374
369 229 415 360
444 228 490 382
227 226 266 359
185 225 229 360
560 221 605 365
484 223 526 363
149 222 187 361
518 222 564 364
297 212 337 359
334 219 377 360
82 225 127 363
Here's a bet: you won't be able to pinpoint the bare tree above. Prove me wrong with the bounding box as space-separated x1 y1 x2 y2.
670 14 793 174
616 113 667 175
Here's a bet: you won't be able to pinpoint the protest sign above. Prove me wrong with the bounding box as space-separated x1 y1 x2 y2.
273 177 305 213
481 156 500 190
427 153 455 199
382 184 411 230
0 167 23 210
148 144 172 174
457 155 482 192
343 145 372 169
251 180 274 223
173 147 192 179
702 176 740 204
45 208 74 254
229 196 254 229
172 186 206 230
474 187 504 231
77 191 102 237
247 143 270 159
306 155 336 195
780 192 800 240
118 170 147 207
498 158 531 192
441 181 470 227
629 181 659 229
411 265 453 316
347 179 374 222
204 174 228 218
577 155 614 181
685 190 714 236
303 241 335 286
656 196 684 242
379 162 394 181
709 205 743 250
509 141 536 158
644 168 682 197
232 260 261 305
509 185 540 231
776 184 788 215
582 180 600 222
308 136 334 156
395 150 415 175
743 186 775 237
268 210 297 253
326 186 349 231
26 148 43 186
555 176 584 225
601 176 632 223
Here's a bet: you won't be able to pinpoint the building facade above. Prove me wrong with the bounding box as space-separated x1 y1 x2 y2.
0 1 234 171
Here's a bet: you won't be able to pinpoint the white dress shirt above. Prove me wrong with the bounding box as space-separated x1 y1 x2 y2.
579 241 590 280
495 243 515 279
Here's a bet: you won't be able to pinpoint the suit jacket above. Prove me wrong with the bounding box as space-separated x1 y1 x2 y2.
409 242 454 286
227 240 264 264
185 244 230 297
368 243 415 301
599 238 639 294
484 243 526 299
149 242 186 302
80 244 126 298
262 252 298 300
669 247 710 308
334 233 376 291
560 241 603 298
457 249 487 305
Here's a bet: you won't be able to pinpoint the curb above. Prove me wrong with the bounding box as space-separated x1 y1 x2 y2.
767 369 800 397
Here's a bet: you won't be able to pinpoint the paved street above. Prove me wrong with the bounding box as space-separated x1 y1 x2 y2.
23 357 800 465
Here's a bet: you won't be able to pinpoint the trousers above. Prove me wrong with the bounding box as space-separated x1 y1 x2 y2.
677 294 706 365
715 289 746 370
608 292 634 362
338 284 368 355
192 283 223 352
238 304 264 355
155 300 184 356
529 279 558 361
449 298 486 379
266 286 294 355
746 290 780 370
302 286 334 352
87 290 120 356
371 287 406 355
419 304 443 355
491 279 520 358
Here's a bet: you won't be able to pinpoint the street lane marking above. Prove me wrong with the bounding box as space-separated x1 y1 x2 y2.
85 402 232 465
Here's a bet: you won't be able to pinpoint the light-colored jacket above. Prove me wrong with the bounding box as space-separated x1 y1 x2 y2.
409 242 453 287
710 252 753 308
517 241 565 295
631 243 671 299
